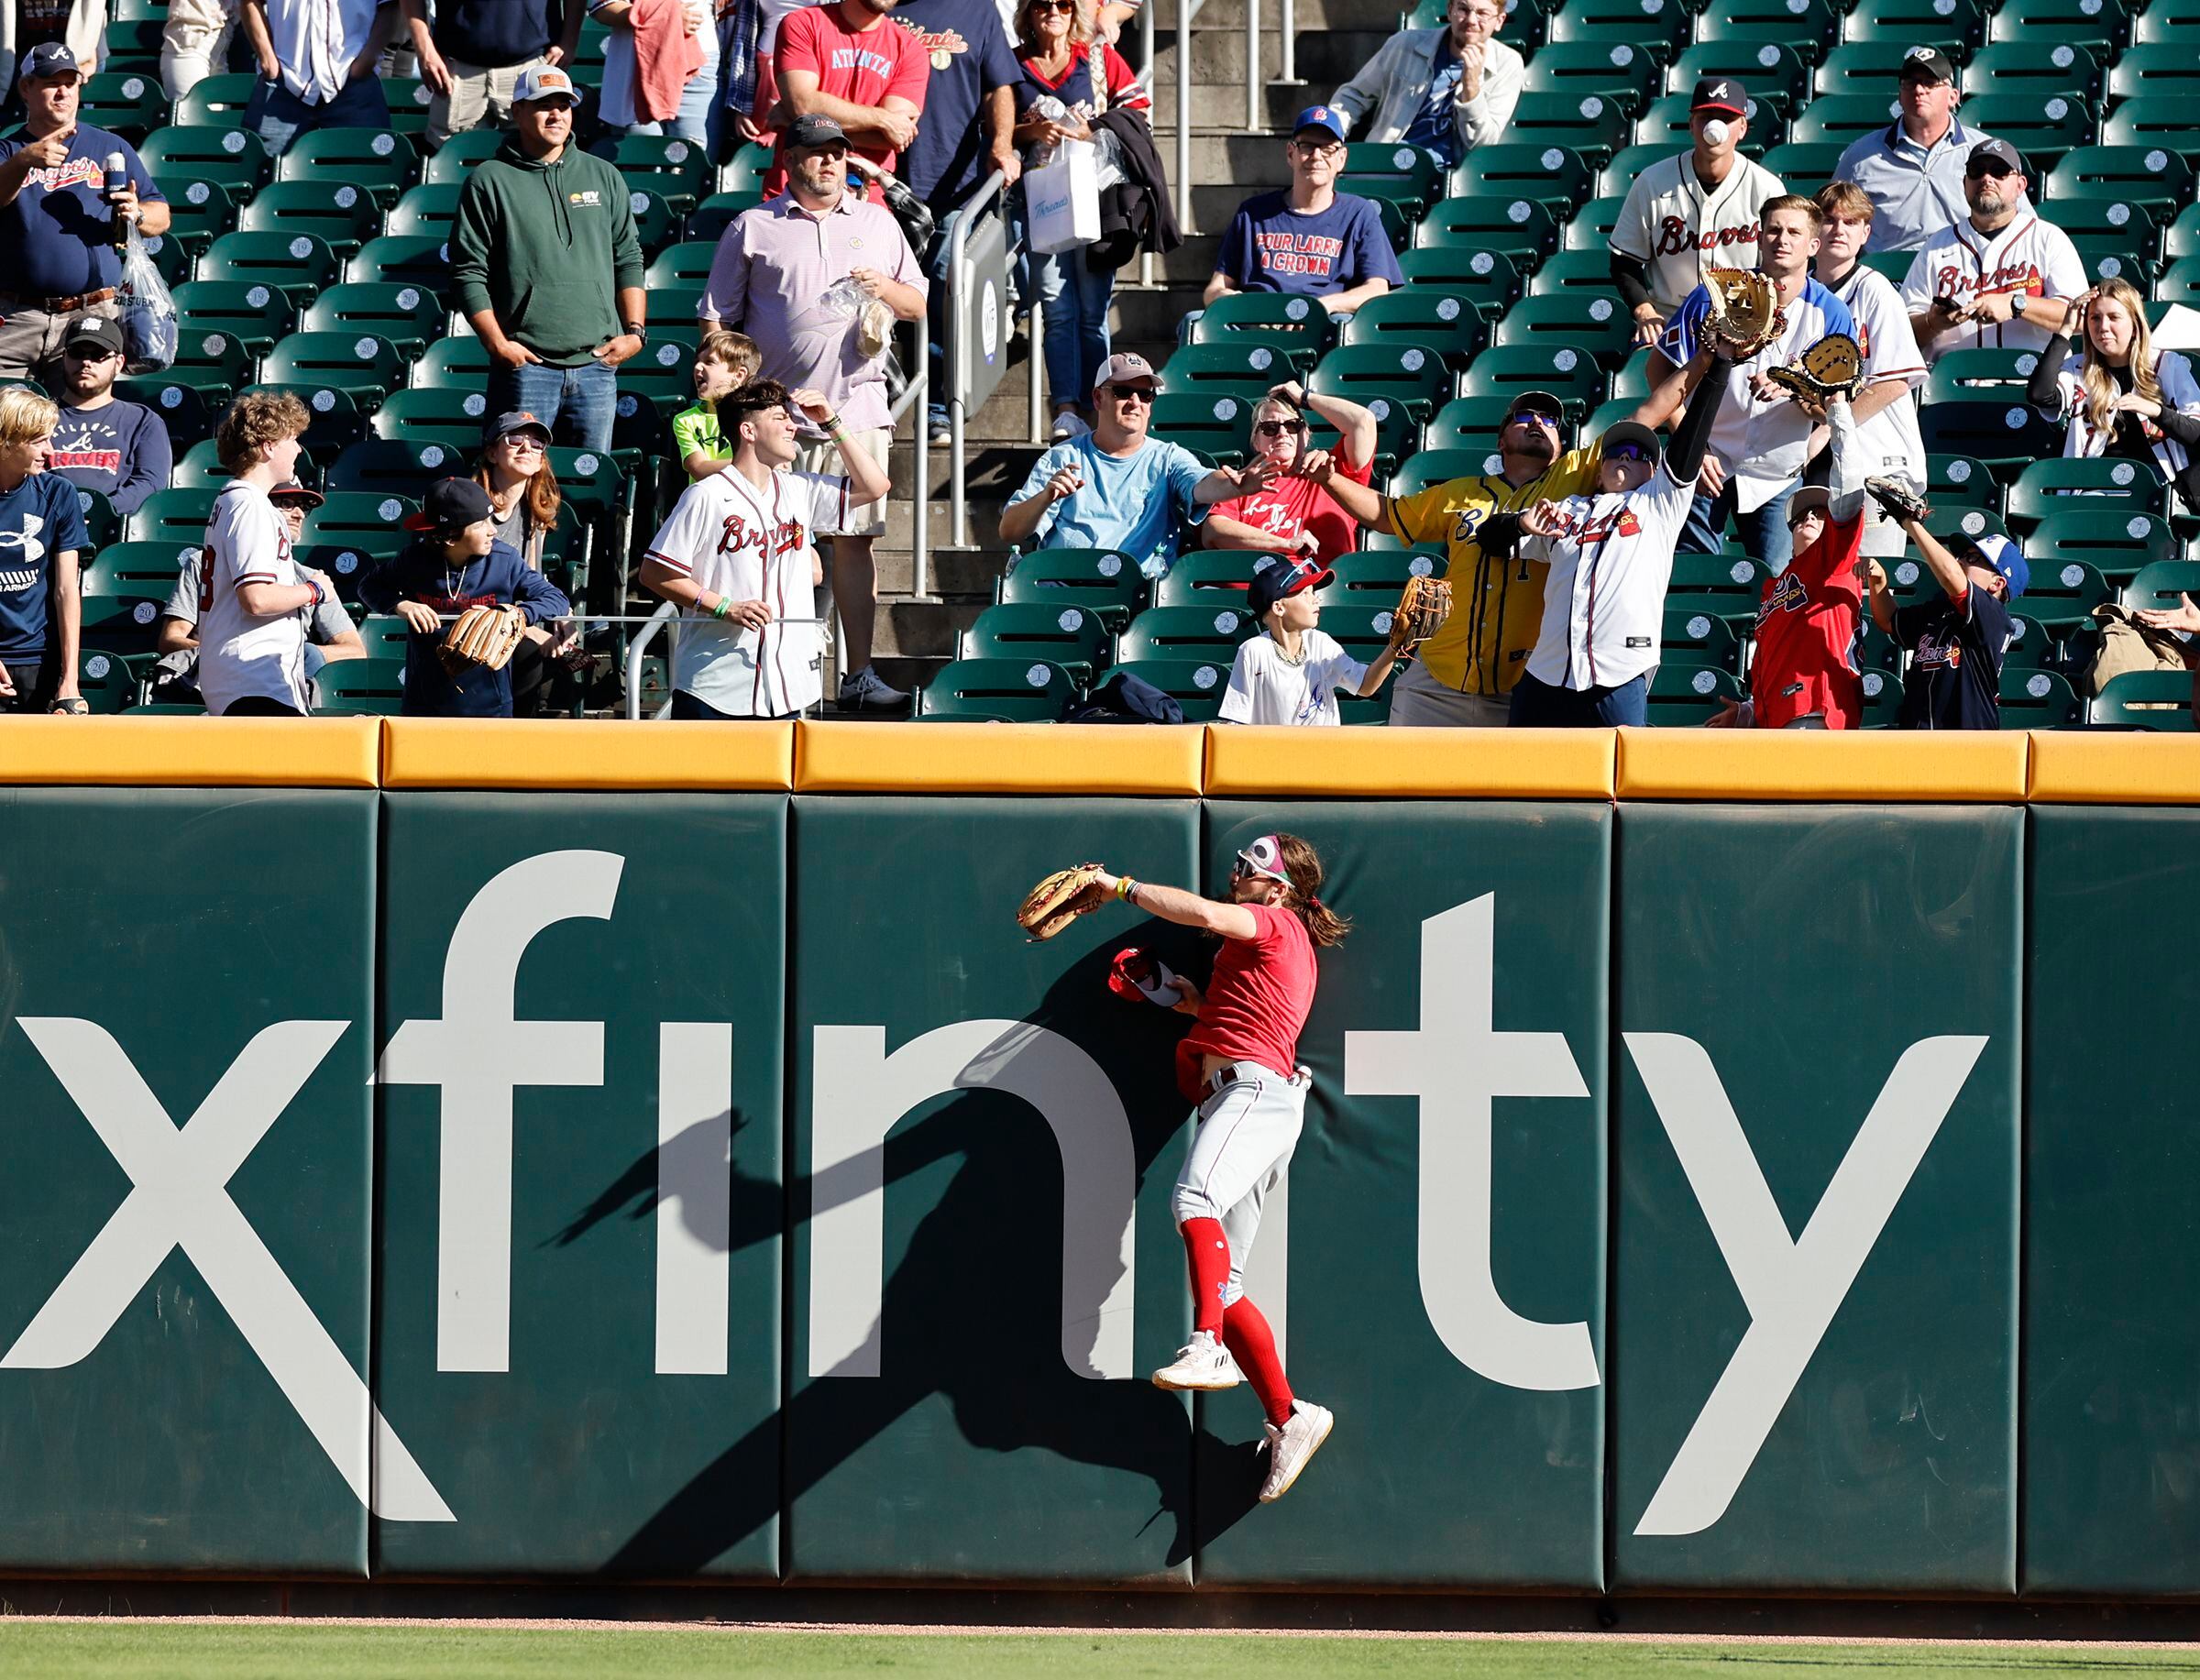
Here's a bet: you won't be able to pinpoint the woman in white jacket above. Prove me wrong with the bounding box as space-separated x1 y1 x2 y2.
1326 0 1521 167
2026 276 2200 508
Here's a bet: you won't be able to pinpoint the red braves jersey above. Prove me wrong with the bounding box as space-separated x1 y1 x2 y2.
1749 512 1866 729
1184 904 1316 1082
1209 451 1372 564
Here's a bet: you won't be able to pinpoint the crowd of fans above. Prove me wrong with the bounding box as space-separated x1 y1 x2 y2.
0 0 2190 728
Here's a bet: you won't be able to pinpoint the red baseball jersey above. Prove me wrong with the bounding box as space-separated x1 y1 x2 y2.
767 5 930 198
1748 511 1866 729
1183 904 1316 1082
1210 451 1373 564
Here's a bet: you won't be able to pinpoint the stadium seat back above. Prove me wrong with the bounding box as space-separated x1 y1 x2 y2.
1632 92 1780 153
346 234 454 299
1964 41 2099 102
275 127 418 208
1756 140 1850 183
1116 605 1259 662
237 180 380 258
1595 143 1684 199
1151 552 1261 609
1999 665 2082 725
1523 41 1661 117
1092 659 1229 720
1505 93 1631 166
260 332 406 407
142 126 273 202
1842 0 1983 52
125 486 219 547
2051 143 2195 219
2134 0 2200 46
386 183 466 242
1954 93 2093 171
376 388 495 449
2093 667 2197 726
1339 291 1488 368
2121 558 2200 610
1672 41 1810 115
1987 0 2127 58
1562 195 1628 255
325 439 469 500
1526 248 1625 300
996 550 1146 631
1460 341 1608 418
425 128 506 184
302 281 446 357
2027 509 2176 583
1661 602 1741 672
684 190 764 245
1789 92 1900 147
302 490 418 560
1326 550 1447 598
589 133 710 213
81 69 170 141
1165 341 1304 393
1918 399 2062 478
1446 143 1594 214
1396 247 1522 320
1814 41 1919 97
1415 194 1557 265
916 657 1076 721
1308 343 1453 427
2021 555 2112 626
1646 662 1741 724
175 72 260 127
201 231 341 309
314 657 412 717
1546 0 1688 60
960 602 1111 680
1387 447 1499 498
1490 293 1636 366
2008 456 2168 529
1150 391 1249 464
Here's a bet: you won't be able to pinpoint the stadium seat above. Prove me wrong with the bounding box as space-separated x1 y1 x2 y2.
172 279 295 357
1116 605 1259 662
1165 340 1298 393
2022 556 2113 628
1661 601 1743 672
1092 659 1231 721
142 126 272 204
155 173 241 258
960 602 1110 682
259 333 407 408
1309 343 1452 429
125 486 219 547
102 14 170 65
591 133 710 215
2008 456 2168 529
1338 142 1446 222
1446 144 1595 215
1339 291 1487 368
1647 662 1742 724
916 657 1077 721
81 69 169 141
76 553 173 654
1505 92 1632 166
324 438 468 499
163 329 254 407
1696 0 1839 60
314 658 412 717
2120 558 2200 610
1856 666 1904 728
1672 41 1810 116
1596 143 1686 200
996 550 1145 631
175 71 260 127
95 538 199 581
1998 666 2082 726
200 231 341 309
2154 255 2200 307
1562 196 1628 255
116 379 219 450
275 127 417 209
1326 550 1446 598
380 77 434 142
72 649 139 712
2097 104 2200 177
375 389 493 450
1986 0 2128 59
1192 291 1336 362
1923 453 2001 510
621 183 682 257
1415 194 1558 266
1814 42 1919 98
1149 392 1248 463
415 335 497 392
2027 509 2176 584
1397 247 1523 323
1755 140 1850 183
2051 145 2195 221
425 129 506 185
1459 342 1608 421
302 281 445 357
1790 93 1901 148
1919 399 2062 479
386 183 465 243
2092 667 2197 726
1923 347 2040 406
1964 42 2099 102
1669 551 1766 622
1387 447 1497 498
238 180 380 259
1545 0 1689 60
1424 395 1523 450
1490 293 1637 367
684 190 764 244
1152 552 1261 609
1843 0 1984 53
346 235 454 297
2134 0 2200 46
1522 40 1661 118
1955 92 2092 170
1527 248 1626 300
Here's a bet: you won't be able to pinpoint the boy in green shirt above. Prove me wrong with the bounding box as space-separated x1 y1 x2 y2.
672 330 763 481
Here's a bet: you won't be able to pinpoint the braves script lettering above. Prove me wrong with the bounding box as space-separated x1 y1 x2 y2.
1656 215 1759 257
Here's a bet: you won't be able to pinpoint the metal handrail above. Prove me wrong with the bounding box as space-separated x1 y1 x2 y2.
946 170 1009 551
623 601 831 721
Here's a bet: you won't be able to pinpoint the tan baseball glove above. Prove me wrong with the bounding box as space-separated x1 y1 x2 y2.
1766 332 1864 404
438 603 528 676
1017 862 1109 941
1701 267 1782 357
1389 575 1452 655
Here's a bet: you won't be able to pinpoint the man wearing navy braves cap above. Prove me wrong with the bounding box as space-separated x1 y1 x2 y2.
1326 0 1523 168
1217 554 1407 727
1868 492 2028 730
1204 104 1402 323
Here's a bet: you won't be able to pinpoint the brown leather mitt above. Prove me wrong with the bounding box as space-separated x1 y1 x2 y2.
1017 863 1110 941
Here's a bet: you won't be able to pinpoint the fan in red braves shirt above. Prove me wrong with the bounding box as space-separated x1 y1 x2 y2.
1202 381 1378 565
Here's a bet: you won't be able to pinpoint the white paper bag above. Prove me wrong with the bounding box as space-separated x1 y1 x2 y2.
1026 137 1102 255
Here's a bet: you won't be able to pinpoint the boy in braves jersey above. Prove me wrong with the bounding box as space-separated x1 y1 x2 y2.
1901 138 2083 361
1084 833 1348 1504
1869 511 2027 730
640 379 890 719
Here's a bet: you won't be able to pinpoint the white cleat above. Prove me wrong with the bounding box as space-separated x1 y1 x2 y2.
1150 1329 1240 1391
1259 1400 1335 1503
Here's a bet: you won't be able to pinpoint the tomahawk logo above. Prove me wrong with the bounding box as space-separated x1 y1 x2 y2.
1345 894 1986 1535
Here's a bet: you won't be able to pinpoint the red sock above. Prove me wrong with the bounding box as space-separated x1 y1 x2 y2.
1180 1217 1231 1336
1222 1295 1294 1429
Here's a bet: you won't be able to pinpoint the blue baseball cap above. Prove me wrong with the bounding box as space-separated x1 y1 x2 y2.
19 42 80 80
1247 555 1334 617
1291 104 1348 143
1965 531 2030 599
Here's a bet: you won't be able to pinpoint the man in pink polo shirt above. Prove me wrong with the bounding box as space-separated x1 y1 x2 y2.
700 113 926 711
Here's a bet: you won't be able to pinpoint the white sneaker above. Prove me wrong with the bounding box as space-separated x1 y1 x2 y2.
1150 1329 1240 1390
1259 1400 1335 1503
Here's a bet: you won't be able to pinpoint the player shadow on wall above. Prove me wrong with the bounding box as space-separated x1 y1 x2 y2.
558 939 1270 1580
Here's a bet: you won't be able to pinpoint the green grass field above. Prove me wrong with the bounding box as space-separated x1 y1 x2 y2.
2 1625 2200 1680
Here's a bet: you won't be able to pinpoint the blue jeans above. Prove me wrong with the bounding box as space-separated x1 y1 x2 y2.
487 359 618 452
1679 478 1798 576
1507 670 1649 727
1033 246 1115 415
246 71 390 155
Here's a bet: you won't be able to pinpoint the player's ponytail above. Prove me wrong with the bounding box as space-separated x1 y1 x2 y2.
1274 832 1350 948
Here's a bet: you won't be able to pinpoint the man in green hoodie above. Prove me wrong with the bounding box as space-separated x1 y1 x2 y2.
449 64 646 452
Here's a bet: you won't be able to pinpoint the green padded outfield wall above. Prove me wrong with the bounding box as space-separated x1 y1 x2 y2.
2025 807 2200 1597
1612 806 2022 1594
1194 801 1611 1590
371 796 785 1578
0 788 377 1575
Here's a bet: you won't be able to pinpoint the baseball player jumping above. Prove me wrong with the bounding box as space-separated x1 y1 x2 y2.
1087 837 1347 1504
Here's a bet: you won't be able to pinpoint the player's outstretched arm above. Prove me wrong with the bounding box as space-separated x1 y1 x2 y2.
1092 870 1261 941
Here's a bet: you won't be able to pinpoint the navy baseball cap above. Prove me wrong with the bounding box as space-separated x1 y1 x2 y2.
19 42 79 81
1968 137 2025 175
1291 104 1348 143
786 113 851 150
1964 531 2030 599
1690 77 1747 115
405 477 493 533
486 409 553 445
1247 555 1334 617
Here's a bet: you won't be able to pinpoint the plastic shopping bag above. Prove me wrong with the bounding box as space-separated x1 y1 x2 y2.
1026 137 1102 255
117 226 178 375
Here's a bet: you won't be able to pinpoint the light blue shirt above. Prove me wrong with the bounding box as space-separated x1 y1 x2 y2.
1007 434 1213 575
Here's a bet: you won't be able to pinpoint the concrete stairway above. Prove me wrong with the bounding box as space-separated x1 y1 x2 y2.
864 0 1405 701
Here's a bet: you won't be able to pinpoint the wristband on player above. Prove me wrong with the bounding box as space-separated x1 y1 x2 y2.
1116 875 1137 902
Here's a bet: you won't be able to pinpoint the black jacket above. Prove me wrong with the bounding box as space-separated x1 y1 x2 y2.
1086 106 1179 272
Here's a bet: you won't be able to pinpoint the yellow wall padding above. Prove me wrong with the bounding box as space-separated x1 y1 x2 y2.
1204 724 1617 798
0 716 382 786
2028 730 2200 804
1617 727 2030 801
381 718 796 789
795 720 1206 794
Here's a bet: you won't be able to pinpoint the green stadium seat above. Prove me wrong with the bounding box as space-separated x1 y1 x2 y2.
2052 199 2158 287
1789 92 1900 147
116 379 218 449
1151 552 1260 609
2021 555 2113 629
1860 249 1914 288
1415 193 1558 265
1424 396 1524 451
1150 391 1249 463
1596 143 1683 199
725 140 774 192
1999 665 2082 725
1964 42 2099 102
1493 0 1549 51
238 180 380 259
1386 446 1496 498
1545 0 1689 62
175 72 260 128
94 539 199 585
1446 143 1594 214
620 183 682 258
380 77 435 143
1164 341 1300 394
1522 40 1661 118
1091 659 1230 721
1632 92 1780 153
1919 398 2060 478
996 550 1144 631
1842 0 1984 52
1814 41 1920 97
77 552 173 655
313 658 412 717
1396 247 1522 322
647 239 720 294
1338 141 1446 221
386 182 465 242
1460 341 1609 421
153 173 240 259
2134 0 2200 46
1672 41 1810 117
1339 291 1487 368
1326 550 1447 598
590 133 710 214
2119 557 2200 610
612 338 698 416
2163 203 2200 265
414 334 496 391
356 614 413 660
1755 140 1849 182
1308 343 1452 427
1662 601 1743 672
1647 662 1742 723
142 126 272 204
200 231 341 309
2008 456 2168 530
2027 508 2177 583
1855 666 1903 727
124 486 218 547
1563 195 1628 255
2092 668 2197 727
1669 550 1767 614
2053 147 2197 228
2000 610 2063 672
425 128 505 184
2154 255 2200 306
324 438 469 500
1695 0 1839 61
915 657 1077 720
1956 93 2092 170
72 649 140 711
1191 291 1336 363
346 234 452 297
1923 347 2039 406
373 388 493 450
103 15 170 62
302 281 445 357
171 441 236 489
1490 292 1637 366
1925 453 2001 509
1505 92 1631 166
300 492 417 587
2097 104 2200 174
684 190 763 245
2107 43 2200 104
275 126 417 209
81 69 169 141
1314 601 1410 693
1116 604 1259 662
1579 396 1641 437
1526 248 1622 299
959 601 1111 682
173 277 296 358
259 332 407 407
1987 0 2128 58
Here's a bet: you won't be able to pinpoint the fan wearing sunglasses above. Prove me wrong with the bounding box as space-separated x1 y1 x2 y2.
1900 137 2083 361
1084 833 1348 1504
1201 381 1379 565
1487 343 1732 727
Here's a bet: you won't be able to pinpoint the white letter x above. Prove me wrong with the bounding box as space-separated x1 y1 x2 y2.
6 1018 453 1522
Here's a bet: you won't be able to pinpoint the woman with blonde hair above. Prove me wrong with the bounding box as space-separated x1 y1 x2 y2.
2027 277 2200 507
473 409 577 712
0 385 91 714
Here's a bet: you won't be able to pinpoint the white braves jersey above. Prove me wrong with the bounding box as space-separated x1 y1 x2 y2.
1218 629 1367 726
644 464 846 718
195 479 310 716
1901 206 2085 357
1609 148 1786 315
1823 262 1929 556
1523 457 1695 692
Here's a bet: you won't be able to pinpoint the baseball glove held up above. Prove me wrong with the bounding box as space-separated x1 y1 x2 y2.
1391 575 1452 653
1766 333 1864 403
438 603 528 676
1017 863 1110 941
1864 476 1932 526
1701 267 1781 357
